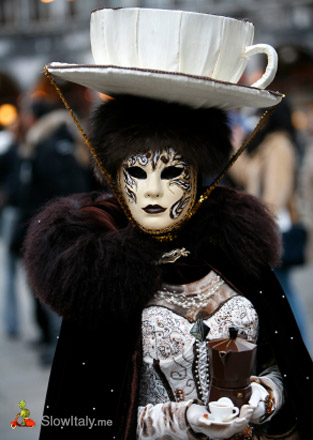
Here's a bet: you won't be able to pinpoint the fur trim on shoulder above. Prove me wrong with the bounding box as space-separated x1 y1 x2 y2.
181 186 282 279
23 187 281 322
23 192 162 322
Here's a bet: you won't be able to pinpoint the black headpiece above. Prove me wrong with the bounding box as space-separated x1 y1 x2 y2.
88 95 233 185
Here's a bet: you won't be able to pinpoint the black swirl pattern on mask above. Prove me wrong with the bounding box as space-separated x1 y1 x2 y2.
122 167 137 203
170 196 191 219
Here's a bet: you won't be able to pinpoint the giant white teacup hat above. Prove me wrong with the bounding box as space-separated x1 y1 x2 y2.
47 7 282 109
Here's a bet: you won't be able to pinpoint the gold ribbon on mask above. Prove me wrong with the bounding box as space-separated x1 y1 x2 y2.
44 65 282 240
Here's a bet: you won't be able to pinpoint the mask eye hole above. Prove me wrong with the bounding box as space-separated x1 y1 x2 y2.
161 166 183 180
126 166 147 179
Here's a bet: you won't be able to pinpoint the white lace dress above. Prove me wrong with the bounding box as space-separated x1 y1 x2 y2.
137 270 283 440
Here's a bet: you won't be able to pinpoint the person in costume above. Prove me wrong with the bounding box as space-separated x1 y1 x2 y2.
23 7 312 440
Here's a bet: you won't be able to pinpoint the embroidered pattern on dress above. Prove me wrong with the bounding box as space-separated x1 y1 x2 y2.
207 296 259 343
141 307 197 403
142 307 194 360
138 362 169 406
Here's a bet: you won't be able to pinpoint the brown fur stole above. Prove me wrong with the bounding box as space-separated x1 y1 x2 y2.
23 186 281 322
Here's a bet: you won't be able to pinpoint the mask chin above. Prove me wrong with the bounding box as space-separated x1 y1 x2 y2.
116 148 198 237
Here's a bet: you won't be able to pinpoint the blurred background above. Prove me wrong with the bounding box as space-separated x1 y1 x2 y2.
1 1 313 439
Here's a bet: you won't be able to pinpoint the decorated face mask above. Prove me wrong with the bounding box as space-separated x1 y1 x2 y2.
117 148 198 235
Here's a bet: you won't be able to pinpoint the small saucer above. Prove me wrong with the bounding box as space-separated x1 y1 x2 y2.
201 413 237 426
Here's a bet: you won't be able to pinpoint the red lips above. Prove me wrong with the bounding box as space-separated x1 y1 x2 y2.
142 205 166 214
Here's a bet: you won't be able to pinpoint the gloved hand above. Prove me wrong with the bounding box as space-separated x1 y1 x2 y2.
187 403 253 439
248 381 271 423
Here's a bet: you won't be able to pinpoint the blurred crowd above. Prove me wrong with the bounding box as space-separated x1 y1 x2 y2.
227 100 313 347
0 70 104 366
1 67 313 367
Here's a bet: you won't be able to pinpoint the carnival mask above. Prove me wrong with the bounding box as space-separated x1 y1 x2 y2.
117 148 198 234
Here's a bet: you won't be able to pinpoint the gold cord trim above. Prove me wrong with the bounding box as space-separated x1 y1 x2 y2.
44 65 281 241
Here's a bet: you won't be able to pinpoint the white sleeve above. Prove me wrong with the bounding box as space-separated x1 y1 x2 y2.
137 400 205 440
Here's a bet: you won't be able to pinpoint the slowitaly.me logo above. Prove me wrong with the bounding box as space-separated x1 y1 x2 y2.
10 400 36 429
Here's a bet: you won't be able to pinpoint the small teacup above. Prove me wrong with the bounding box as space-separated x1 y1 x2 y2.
208 397 239 422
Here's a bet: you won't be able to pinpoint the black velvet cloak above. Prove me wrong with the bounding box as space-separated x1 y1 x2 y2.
23 186 313 439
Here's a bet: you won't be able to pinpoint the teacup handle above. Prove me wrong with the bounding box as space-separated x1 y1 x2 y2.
232 407 239 417
244 44 278 89
224 406 239 421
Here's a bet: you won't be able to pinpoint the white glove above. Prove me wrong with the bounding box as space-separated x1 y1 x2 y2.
187 403 253 439
249 381 271 423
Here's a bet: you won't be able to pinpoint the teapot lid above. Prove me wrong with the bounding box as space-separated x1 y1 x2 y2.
208 327 256 352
